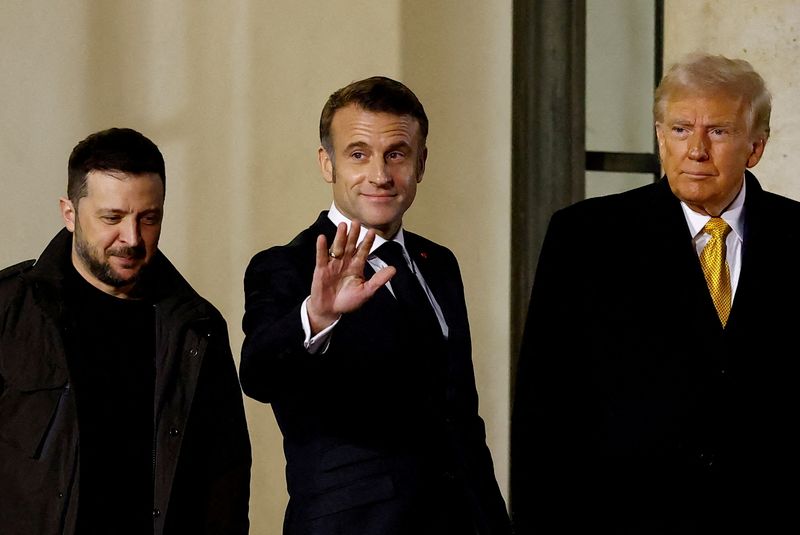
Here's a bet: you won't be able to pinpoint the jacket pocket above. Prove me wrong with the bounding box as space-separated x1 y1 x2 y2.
320 443 383 472
304 473 395 520
0 383 68 458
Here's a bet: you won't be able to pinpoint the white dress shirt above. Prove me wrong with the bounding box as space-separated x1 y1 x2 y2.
300 203 449 354
680 176 746 300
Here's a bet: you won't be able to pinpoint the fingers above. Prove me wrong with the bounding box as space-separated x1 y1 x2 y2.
343 220 361 258
354 226 376 263
315 234 330 268
323 220 375 265
327 222 348 259
366 265 396 292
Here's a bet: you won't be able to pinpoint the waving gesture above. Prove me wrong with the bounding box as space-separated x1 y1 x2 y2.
306 221 395 334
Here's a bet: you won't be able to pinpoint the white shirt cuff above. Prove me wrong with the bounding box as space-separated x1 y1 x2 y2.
300 296 339 354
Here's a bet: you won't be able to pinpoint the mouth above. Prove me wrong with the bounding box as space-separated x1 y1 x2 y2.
361 193 397 201
681 171 715 179
110 256 142 268
108 246 146 260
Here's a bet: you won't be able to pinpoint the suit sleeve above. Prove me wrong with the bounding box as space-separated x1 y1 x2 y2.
239 247 316 403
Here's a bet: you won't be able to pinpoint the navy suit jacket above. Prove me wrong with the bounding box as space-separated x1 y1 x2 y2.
511 172 800 533
241 212 510 534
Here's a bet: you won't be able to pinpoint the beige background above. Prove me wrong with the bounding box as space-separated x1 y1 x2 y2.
0 1 510 532
2 1 799 533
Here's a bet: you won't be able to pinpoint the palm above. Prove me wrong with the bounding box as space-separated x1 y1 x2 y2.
307 221 394 332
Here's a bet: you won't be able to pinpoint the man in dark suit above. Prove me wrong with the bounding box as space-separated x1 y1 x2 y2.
511 53 800 533
240 77 510 534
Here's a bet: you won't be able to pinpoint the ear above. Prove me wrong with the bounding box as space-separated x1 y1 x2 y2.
746 137 767 168
319 146 334 184
655 122 667 147
654 123 667 160
60 197 76 232
416 147 428 183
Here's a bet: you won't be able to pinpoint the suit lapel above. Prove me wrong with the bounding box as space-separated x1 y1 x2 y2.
403 232 453 325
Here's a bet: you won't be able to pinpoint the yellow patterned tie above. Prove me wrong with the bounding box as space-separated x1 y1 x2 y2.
699 217 732 327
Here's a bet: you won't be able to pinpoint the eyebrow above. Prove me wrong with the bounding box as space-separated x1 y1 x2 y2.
342 141 370 153
341 140 414 154
669 118 737 127
385 141 413 152
97 207 163 215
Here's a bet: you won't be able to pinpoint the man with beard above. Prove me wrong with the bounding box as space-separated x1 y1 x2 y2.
0 128 251 535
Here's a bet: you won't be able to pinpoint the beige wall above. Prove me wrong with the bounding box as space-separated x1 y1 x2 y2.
0 1 511 532
664 0 800 199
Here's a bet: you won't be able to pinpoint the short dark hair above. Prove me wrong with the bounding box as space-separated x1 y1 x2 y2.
67 127 166 203
319 76 428 156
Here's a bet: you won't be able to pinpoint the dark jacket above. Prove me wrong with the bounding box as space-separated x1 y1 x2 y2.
0 229 251 535
240 213 510 535
511 173 800 533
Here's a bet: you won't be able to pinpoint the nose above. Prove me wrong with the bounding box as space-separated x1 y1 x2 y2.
688 131 709 161
370 161 392 186
119 218 142 246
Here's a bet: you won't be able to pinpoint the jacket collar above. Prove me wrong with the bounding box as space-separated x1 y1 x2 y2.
25 228 211 322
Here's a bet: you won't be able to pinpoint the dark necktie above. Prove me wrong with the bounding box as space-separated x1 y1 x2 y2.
373 241 442 338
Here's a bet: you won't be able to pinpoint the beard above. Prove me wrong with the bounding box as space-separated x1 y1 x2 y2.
74 219 149 289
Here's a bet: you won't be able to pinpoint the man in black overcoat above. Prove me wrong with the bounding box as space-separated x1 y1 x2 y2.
512 53 800 533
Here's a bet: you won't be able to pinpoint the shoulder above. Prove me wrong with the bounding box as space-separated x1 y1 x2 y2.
757 189 800 212
745 173 800 228
0 259 35 282
0 261 37 333
243 220 329 294
538 181 676 259
403 230 462 275
555 181 664 224
0 259 35 297
246 224 320 276
404 229 446 250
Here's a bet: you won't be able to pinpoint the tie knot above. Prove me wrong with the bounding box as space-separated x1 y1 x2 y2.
374 240 407 269
703 217 731 239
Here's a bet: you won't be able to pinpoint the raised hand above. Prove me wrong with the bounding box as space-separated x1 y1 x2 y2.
306 220 395 334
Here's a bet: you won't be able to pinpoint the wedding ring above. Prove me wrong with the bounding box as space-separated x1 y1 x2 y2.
329 250 341 259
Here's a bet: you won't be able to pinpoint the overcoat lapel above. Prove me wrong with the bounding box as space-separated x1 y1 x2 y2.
727 171 767 332
646 179 725 333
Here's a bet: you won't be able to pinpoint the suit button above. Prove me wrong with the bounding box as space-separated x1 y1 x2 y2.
698 451 715 468
169 427 180 437
153 508 161 519
57 492 64 499
443 471 456 481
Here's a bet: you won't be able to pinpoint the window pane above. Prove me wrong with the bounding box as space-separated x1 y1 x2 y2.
586 171 654 198
586 0 655 154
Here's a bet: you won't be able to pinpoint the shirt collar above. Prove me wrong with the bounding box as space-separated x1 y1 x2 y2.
681 175 746 242
327 202 406 255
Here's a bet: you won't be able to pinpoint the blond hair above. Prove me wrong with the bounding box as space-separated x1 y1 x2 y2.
654 52 771 140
